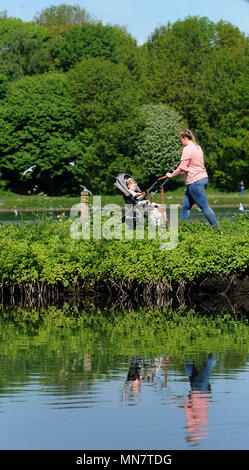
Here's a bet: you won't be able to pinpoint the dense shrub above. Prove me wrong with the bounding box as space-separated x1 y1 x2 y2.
0 216 248 286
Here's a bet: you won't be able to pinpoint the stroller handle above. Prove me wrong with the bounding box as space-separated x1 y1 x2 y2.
138 176 169 201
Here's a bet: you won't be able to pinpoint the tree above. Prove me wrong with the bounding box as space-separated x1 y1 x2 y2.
133 104 185 186
191 21 249 189
52 22 143 79
0 17 24 96
34 3 94 27
144 17 249 189
0 72 79 194
67 57 144 193
0 18 52 93
144 16 217 123
0 10 7 19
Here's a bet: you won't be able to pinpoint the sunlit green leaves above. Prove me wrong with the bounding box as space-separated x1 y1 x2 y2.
0 216 248 286
133 104 185 184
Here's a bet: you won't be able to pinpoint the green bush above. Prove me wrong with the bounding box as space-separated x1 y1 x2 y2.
0 215 248 286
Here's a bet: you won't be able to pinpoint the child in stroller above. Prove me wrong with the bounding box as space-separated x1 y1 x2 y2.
127 178 140 199
114 173 168 228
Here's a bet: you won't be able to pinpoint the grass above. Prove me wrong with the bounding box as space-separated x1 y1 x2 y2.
0 188 249 210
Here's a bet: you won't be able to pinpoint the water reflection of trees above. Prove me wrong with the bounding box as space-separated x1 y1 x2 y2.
1 332 249 393
1 306 249 403
1 329 249 445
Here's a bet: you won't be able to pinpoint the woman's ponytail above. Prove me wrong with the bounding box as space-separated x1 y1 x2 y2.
179 129 198 146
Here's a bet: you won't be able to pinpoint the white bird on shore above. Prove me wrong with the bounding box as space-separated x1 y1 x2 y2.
239 202 244 211
80 185 92 195
13 210 18 216
23 165 36 176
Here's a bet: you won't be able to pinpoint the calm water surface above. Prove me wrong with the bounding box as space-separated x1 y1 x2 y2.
1 307 249 450
0 206 244 225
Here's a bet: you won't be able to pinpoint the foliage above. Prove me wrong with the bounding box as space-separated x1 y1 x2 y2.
192 24 249 189
0 215 248 286
1 307 249 370
133 104 185 185
0 11 249 194
144 16 217 117
0 37 145 194
0 72 79 194
67 57 144 193
54 22 143 78
33 3 95 27
144 17 249 190
0 18 52 93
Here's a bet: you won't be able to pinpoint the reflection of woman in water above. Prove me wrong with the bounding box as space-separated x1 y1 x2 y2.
185 354 216 392
183 354 216 444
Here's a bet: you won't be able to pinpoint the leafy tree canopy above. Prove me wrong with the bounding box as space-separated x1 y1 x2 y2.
52 21 142 79
0 10 249 193
67 57 144 193
133 104 185 186
144 16 249 190
0 72 79 194
0 18 52 95
33 3 95 27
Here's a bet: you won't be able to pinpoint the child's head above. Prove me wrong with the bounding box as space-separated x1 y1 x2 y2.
127 179 137 192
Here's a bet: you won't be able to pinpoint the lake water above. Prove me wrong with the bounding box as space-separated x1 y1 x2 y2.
0 209 65 225
1 206 248 454
1 307 249 451
0 206 245 226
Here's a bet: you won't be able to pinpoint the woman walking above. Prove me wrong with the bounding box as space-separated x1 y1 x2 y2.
165 129 219 229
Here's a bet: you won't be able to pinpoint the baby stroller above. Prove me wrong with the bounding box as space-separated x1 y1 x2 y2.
114 173 169 229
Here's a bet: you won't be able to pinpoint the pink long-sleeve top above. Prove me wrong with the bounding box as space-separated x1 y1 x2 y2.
179 141 208 185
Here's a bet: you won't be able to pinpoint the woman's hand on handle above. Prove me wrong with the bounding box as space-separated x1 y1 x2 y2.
158 174 171 181
165 167 183 179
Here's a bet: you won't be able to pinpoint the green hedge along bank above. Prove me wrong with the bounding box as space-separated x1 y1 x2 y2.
0 214 249 305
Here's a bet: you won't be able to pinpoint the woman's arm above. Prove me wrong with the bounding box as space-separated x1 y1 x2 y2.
165 166 184 179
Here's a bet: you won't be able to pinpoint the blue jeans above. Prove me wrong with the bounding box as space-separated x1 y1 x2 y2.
181 177 218 228
185 354 216 392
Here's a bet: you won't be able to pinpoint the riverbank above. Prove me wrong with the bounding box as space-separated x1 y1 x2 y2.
1 215 249 311
2 273 249 316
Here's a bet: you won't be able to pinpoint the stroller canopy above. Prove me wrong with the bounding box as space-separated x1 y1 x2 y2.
114 173 142 198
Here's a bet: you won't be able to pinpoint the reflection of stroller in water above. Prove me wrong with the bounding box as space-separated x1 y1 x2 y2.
114 173 169 229
122 356 169 404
